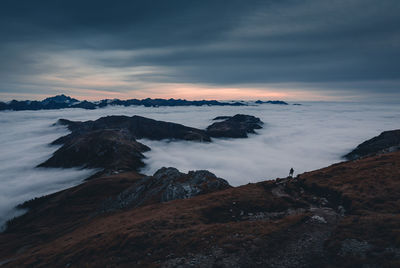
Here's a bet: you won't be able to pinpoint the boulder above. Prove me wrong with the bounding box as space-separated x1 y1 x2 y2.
102 167 231 210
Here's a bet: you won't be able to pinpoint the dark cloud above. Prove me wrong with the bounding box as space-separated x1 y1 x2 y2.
0 0 399 100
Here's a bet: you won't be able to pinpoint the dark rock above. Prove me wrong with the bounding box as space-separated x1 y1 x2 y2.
38 114 263 174
0 95 80 111
103 167 231 210
255 100 288 105
230 102 246 106
71 100 97 109
339 239 372 258
38 129 150 172
56 115 211 142
212 116 232 121
38 115 211 173
1 100 44 111
41 100 69 110
206 114 263 138
0 101 6 110
344 129 400 160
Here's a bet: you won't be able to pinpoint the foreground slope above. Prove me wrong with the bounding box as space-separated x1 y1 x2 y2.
1 150 399 267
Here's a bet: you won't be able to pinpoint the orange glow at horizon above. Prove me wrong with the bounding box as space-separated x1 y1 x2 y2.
0 83 345 102
70 83 335 101
130 84 290 101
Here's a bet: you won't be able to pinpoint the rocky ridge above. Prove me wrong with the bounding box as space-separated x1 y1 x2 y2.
38 129 150 171
102 167 231 211
207 114 263 138
39 114 263 175
54 115 211 142
344 129 400 160
255 100 288 105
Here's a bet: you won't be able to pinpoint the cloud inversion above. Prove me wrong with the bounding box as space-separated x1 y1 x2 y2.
1 102 400 228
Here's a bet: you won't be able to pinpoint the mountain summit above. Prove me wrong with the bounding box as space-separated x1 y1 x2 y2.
42 94 79 105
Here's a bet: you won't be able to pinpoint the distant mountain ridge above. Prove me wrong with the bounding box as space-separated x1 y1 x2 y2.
0 94 289 111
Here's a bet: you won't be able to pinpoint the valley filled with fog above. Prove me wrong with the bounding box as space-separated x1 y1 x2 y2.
0 102 399 228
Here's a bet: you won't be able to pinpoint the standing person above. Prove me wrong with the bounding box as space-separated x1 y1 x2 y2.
289 168 294 178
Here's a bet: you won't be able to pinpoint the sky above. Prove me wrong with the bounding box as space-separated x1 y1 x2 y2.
0 0 399 101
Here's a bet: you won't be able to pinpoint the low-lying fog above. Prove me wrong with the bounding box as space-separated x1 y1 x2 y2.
0 102 399 228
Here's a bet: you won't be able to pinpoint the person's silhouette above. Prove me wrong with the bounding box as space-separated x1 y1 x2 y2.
289 168 294 177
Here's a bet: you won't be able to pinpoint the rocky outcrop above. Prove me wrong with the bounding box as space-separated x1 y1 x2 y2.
344 129 400 160
255 100 288 105
56 115 211 142
39 114 264 173
102 167 231 211
206 114 263 138
38 116 211 173
38 129 150 172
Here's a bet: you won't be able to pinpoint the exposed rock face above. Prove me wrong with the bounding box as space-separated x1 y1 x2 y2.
102 167 231 211
206 114 263 138
57 115 211 142
38 129 150 172
344 129 400 160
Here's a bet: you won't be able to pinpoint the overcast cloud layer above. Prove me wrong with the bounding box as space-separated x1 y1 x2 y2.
0 102 399 228
0 0 399 101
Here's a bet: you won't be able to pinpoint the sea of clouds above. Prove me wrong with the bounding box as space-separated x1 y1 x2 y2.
0 101 399 228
